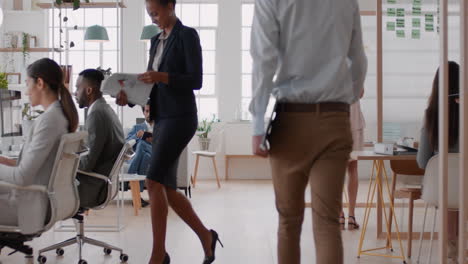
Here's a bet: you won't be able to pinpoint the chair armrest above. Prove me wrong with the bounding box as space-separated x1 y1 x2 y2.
77 170 110 183
0 181 47 193
77 147 89 157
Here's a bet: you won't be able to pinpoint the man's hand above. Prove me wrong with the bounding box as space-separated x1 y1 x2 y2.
116 90 128 106
252 135 268 157
136 130 144 138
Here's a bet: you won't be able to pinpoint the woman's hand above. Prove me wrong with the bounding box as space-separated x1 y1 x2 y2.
116 90 129 106
136 130 145 138
0 156 16 167
138 71 169 84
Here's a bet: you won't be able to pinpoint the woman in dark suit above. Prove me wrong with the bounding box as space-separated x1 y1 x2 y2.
117 1 221 263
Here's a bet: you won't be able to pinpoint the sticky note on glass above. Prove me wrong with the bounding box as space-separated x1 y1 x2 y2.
397 8 405 17
387 22 396 31
412 18 421 27
397 30 405 38
425 14 434 23
396 18 405 28
412 6 421 15
387 8 397 16
425 23 434 32
412 29 421 39
387 0 397 3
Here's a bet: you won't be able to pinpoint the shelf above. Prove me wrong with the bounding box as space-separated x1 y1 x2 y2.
36 2 126 9
0 48 63 53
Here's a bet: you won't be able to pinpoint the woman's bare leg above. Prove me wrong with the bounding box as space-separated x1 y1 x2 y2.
166 188 213 256
146 179 169 264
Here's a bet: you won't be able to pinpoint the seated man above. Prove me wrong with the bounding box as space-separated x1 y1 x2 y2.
74 69 125 208
126 101 153 207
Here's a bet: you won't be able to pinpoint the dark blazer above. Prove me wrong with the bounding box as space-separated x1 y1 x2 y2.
78 98 125 208
147 19 203 120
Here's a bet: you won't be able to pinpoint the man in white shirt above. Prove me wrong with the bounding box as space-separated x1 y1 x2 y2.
249 1 367 263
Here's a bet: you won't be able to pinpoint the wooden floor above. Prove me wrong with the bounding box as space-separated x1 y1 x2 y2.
0 180 444 264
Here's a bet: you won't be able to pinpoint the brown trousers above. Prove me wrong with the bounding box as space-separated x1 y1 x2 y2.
269 111 353 264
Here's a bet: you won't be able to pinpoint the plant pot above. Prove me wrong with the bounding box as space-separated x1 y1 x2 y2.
198 137 211 151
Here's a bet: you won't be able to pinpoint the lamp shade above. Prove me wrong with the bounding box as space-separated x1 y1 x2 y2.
84 25 109 42
140 24 160 40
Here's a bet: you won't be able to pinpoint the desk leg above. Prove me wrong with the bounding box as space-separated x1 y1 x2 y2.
387 172 398 248
377 161 383 238
129 181 141 216
381 162 406 260
357 160 378 257
376 161 394 250
225 156 229 181
357 160 407 263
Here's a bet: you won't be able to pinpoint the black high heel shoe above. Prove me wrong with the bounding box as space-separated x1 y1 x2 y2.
203 230 223 264
163 253 170 264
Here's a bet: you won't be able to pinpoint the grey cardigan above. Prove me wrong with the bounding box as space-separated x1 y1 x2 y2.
0 101 68 233
417 125 459 169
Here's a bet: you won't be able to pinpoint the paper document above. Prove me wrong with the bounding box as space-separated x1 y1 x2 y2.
101 73 153 106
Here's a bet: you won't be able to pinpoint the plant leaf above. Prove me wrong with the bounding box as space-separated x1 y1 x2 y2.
56 0 63 5
73 0 80 10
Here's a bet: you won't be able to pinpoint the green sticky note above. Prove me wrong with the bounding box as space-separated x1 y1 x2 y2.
425 23 434 32
412 18 421 27
396 30 406 38
412 29 421 39
387 8 396 16
396 18 405 28
412 6 421 15
425 14 434 22
387 0 397 3
397 8 405 17
387 22 396 31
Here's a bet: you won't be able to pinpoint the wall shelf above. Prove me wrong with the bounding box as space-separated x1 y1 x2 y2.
0 48 63 53
36 2 126 9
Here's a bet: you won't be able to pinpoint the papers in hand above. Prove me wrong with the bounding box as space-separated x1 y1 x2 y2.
101 73 153 106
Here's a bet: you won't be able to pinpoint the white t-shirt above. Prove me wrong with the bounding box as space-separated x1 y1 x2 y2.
152 31 171 71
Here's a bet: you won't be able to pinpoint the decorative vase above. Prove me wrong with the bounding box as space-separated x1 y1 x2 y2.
198 137 211 151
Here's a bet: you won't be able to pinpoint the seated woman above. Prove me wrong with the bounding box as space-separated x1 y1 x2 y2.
125 101 153 207
0 58 78 233
417 61 460 260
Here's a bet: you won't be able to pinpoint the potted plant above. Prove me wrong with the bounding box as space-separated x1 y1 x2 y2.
21 103 44 136
0 73 8 90
22 32 30 65
196 115 219 151
56 0 90 10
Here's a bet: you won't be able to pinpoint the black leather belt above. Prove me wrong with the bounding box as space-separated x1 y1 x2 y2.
276 102 350 113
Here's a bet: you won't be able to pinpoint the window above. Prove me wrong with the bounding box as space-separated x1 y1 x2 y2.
240 3 275 121
48 7 122 123
241 3 254 120
144 3 219 121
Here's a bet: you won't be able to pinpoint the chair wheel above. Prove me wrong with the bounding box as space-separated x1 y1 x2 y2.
78 260 87 264
56 248 65 256
120 253 129 262
37 255 47 263
103 248 112 255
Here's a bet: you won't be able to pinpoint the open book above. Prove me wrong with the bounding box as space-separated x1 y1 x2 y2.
101 73 153 106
